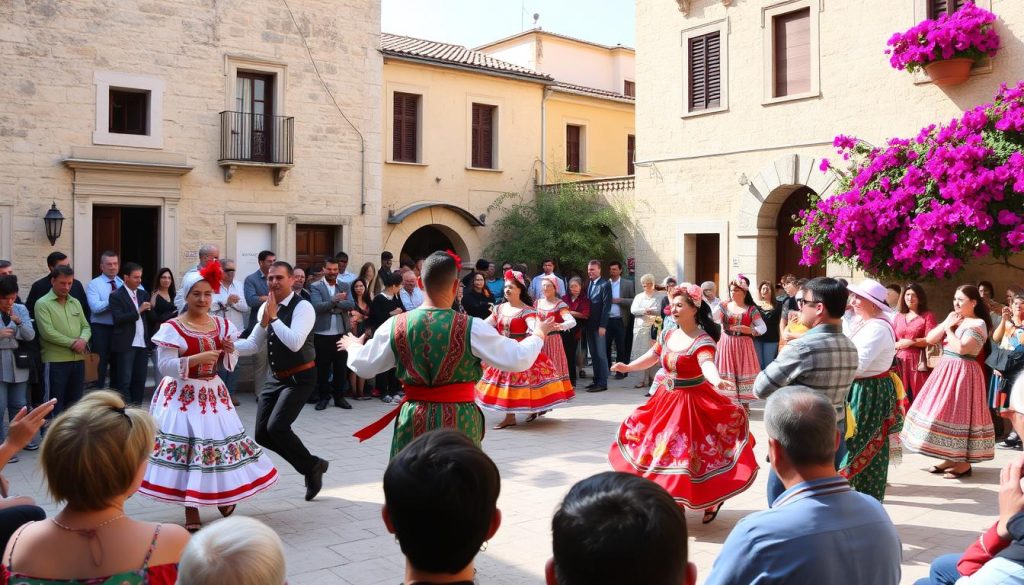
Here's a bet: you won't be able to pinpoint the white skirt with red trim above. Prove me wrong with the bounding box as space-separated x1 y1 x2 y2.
139 375 279 507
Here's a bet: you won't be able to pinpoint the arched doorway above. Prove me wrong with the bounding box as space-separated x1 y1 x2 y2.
775 186 825 280
400 225 457 264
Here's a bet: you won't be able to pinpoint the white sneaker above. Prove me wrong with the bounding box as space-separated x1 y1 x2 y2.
381 395 393 404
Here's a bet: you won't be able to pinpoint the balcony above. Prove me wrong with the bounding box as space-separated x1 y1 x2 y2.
536 175 635 203
218 111 294 186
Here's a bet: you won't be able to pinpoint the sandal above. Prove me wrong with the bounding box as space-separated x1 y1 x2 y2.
702 503 724 525
493 420 517 430
928 463 955 474
218 504 236 518
943 466 972 480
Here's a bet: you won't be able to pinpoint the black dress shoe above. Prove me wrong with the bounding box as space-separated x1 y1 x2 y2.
614 372 627 380
334 395 352 410
314 398 329 411
586 385 607 393
306 395 319 404
305 458 329 501
585 383 598 389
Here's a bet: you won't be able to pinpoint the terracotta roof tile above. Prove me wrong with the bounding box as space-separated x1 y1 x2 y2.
553 82 635 103
381 33 553 82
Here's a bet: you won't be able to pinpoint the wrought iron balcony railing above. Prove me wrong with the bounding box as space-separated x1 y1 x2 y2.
218 111 294 185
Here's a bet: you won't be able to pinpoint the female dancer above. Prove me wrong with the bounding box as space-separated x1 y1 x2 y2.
841 279 902 501
348 278 373 400
477 270 574 429
535 275 577 403
140 264 278 532
630 274 662 389
901 285 995 479
713 277 766 406
894 283 936 404
609 284 757 523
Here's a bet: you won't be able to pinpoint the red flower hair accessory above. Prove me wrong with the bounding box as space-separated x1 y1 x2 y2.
199 261 223 294
504 269 526 287
445 249 462 272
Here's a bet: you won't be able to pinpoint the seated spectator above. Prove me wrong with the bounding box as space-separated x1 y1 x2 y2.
547 471 696 585
2 391 190 583
703 386 901 585
382 429 501 585
916 453 1024 584
0 400 53 551
177 516 285 585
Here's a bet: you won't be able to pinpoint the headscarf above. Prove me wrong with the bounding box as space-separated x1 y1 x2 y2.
180 262 223 301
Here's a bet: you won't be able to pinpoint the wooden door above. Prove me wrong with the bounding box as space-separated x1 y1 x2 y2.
92 206 122 278
694 233 720 291
775 186 825 281
295 225 335 271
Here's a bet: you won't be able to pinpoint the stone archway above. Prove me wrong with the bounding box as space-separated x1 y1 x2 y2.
381 204 481 268
733 154 836 286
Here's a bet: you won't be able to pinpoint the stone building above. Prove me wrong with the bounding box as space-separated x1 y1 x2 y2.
634 0 1024 294
0 0 382 286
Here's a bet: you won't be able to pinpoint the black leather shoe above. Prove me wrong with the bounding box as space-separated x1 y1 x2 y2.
314 398 329 411
586 385 608 393
614 372 627 380
334 395 352 410
306 395 319 404
585 383 598 389
305 458 329 501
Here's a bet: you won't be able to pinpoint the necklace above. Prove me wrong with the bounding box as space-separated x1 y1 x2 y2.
181 315 214 330
51 513 126 567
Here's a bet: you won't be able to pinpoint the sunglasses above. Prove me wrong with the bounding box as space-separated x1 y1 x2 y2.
797 297 821 307
224 269 236 273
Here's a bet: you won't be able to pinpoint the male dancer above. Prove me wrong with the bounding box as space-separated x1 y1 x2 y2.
340 250 557 457
236 261 328 501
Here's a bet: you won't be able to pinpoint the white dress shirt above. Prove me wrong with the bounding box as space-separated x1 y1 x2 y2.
529 273 566 299
844 316 897 377
126 287 146 348
86 274 124 325
399 287 425 312
235 292 316 356
211 280 250 332
347 315 545 377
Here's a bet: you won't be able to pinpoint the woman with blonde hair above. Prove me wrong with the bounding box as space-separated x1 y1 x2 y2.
629 274 663 388
359 262 379 296
2 391 190 583
176 516 285 585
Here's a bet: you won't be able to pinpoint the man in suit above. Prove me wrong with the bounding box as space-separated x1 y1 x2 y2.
605 261 635 380
309 256 355 411
585 259 611 393
85 250 123 389
109 262 151 405
244 250 276 389
26 252 90 322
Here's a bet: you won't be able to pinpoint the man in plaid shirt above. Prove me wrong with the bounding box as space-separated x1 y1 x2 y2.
754 277 859 505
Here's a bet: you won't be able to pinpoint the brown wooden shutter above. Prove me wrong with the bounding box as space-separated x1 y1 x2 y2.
471 103 495 168
393 92 419 162
773 8 811 98
624 80 635 97
929 0 964 18
627 134 635 175
566 125 581 173
688 32 720 112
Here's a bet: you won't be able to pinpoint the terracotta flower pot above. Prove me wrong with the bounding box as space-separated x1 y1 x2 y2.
924 58 975 87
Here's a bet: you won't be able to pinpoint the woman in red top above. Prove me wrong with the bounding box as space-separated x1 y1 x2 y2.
893 283 937 405
562 276 591 389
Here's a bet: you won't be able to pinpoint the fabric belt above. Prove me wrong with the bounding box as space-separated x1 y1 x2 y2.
943 350 977 360
725 331 752 337
666 376 705 389
353 382 477 442
854 371 891 381
273 361 315 379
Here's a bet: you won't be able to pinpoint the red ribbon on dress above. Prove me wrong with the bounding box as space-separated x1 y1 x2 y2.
352 382 477 442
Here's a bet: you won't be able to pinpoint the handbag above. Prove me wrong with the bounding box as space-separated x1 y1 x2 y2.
83 350 100 384
924 344 942 370
13 342 31 370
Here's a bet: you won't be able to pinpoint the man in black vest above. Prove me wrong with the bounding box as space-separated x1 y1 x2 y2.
236 261 328 501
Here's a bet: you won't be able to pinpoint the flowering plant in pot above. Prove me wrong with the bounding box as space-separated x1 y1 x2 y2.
796 81 1024 281
885 2 1000 86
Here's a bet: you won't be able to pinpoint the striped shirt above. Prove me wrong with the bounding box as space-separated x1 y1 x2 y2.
753 323 858 420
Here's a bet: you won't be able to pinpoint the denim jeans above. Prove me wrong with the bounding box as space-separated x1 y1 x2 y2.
767 416 848 505
753 338 779 370
586 327 609 386
0 381 28 443
914 553 961 585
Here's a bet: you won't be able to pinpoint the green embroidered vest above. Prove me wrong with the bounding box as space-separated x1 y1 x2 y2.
389 309 481 386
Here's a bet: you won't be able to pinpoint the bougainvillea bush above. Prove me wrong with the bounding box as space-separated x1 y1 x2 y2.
886 2 1000 73
797 81 1024 280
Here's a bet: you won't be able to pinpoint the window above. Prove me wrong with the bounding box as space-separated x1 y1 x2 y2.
108 89 149 135
624 80 636 97
688 32 721 112
233 72 276 162
566 125 582 173
393 92 420 163
772 8 811 97
928 0 966 18
627 134 635 175
471 103 496 169
93 72 164 149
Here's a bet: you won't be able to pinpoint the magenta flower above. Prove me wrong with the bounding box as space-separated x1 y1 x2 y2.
886 3 1000 73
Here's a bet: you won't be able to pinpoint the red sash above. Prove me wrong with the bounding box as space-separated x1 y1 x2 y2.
352 382 477 442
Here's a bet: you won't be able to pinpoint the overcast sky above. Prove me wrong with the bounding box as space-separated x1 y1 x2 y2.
381 0 636 49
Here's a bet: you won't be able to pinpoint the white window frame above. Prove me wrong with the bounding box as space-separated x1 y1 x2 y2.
386 82 428 166
680 18 729 119
761 0 821 105
466 96 503 172
563 120 589 175
911 0 994 84
93 72 165 149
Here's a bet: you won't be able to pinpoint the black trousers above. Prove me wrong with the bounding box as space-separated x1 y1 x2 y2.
606 317 627 369
90 323 115 388
254 369 318 476
113 346 149 405
313 334 349 400
0 506 45 552
376 368 401 397
561 331 579 387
